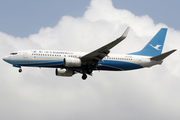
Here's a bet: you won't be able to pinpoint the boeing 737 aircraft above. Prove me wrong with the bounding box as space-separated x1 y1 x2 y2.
3 27 176 80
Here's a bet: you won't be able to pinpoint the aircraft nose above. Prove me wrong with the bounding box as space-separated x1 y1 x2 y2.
3 56 10 62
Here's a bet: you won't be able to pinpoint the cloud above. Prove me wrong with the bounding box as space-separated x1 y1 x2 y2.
0 0 180 119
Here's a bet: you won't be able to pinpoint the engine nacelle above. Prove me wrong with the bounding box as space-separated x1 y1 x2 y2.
64 57 81 67
55 68 74 77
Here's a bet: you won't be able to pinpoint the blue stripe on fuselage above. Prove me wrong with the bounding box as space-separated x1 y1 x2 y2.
98 60 143 71
8 60 64 67
8 59 143 71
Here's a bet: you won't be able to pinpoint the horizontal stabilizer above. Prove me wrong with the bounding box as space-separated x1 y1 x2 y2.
151 49 177 61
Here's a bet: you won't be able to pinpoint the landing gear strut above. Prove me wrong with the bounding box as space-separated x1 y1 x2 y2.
82 74 87 80
19 68 22 73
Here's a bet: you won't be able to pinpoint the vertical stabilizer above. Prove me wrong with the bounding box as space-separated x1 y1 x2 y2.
129 28 167 57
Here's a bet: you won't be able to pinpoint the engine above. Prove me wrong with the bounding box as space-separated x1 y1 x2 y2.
55 68 74 77
64 57 81 67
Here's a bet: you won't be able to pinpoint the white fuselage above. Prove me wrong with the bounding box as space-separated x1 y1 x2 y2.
3 50 162 71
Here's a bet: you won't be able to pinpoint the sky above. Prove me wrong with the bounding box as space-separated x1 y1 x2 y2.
0 0 180 120
0 0 180 37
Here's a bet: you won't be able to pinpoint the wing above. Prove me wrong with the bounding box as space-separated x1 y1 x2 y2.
80 27 130 66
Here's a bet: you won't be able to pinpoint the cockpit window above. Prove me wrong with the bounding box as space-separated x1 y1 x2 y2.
10 53 17 55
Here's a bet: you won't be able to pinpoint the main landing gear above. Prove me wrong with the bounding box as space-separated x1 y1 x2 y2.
81 69 93 80
82 74 87 80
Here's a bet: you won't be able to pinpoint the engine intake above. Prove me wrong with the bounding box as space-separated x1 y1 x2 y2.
64 57 81 67
55 68 74 77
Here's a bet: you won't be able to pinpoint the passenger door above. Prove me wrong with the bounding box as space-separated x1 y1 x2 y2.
23 51 28 59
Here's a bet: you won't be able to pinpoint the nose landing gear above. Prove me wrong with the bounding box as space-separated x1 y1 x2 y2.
19 68 22 73
13 64 22 73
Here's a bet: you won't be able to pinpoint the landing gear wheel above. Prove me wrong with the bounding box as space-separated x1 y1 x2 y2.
19 68 22 73
82 74 87 80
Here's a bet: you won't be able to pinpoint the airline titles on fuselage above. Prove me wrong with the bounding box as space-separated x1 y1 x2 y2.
30 50 133 61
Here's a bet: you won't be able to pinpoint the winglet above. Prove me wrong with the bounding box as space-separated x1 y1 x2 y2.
151 49 177 61
121 27 130 39
81 27 130 62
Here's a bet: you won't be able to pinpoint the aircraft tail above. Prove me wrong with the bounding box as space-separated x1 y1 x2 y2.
129 28 167 57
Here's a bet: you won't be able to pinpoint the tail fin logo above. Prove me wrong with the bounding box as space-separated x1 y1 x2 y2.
150 44 161 50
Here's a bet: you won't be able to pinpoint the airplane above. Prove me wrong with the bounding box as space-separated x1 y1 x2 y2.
3 27 176 80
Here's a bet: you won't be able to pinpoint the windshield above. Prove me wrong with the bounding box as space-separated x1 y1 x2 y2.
10 53 17 55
